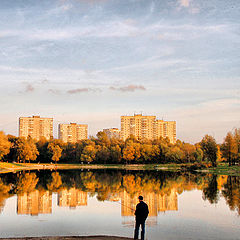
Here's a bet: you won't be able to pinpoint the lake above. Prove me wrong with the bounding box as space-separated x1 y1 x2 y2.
0 169 239 240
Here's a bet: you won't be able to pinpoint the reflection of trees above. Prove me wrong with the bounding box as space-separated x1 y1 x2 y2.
0 178 11 213
202 175 219 204
47 172 63 192
0 170 240 216
222 176 240 215
15 172 39 194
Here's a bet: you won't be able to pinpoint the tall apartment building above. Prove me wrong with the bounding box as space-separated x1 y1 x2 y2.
58 123 88 143
154 120 176 144
103 128 120 139
19 116 53 141
121 114 176 143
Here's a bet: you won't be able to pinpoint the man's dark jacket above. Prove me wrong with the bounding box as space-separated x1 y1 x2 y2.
135 201 149 222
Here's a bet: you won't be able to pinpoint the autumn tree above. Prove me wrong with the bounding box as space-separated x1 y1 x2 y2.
200 135 218 167
221 132 238 166
47 141 63 163
181 143 196 163
80 142 97 163
122 140 140 163
10 137 39 163
165 146 184 163
0 131 11 161
109 145 122 163
233 129 240 165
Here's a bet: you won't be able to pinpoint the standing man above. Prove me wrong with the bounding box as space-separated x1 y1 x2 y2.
134 196 149 240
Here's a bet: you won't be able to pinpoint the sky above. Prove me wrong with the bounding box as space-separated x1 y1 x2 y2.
0 0 239 143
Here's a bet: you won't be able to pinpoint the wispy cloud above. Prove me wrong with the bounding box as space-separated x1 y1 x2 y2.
67 87 100 94
110 85 146 92
0 19 233 44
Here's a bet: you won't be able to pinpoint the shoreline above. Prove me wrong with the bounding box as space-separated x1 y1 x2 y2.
0 162 239 176
0 236 133 240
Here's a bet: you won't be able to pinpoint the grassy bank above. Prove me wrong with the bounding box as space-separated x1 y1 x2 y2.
0 162 239 175
204 163 240 176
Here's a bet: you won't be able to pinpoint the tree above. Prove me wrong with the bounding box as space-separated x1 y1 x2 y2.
181 143 196 163
109 145 122 163
0 131 11 161
233 129 240 165
11 137 39 163
165 146 184 163
194 144 203 162
48 141 62 163
122 140 140 163
80 144 97 163
200 135 218 167
221 132 238 166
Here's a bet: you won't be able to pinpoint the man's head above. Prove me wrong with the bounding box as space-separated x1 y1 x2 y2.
138 195 143 201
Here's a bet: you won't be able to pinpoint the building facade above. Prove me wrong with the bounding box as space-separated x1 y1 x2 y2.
103 128 120 139
120 114 176 143
58 123 88 143
19 116 53 141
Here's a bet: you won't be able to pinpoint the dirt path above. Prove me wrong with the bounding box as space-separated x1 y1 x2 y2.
0 236 133 240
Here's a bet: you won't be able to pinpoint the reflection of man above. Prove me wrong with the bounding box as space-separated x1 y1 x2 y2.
134 196 149 240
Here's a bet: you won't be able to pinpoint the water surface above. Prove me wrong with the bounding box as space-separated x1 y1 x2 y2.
0 170 239 240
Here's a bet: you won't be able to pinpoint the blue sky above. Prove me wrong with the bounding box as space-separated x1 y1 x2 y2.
0 0 239 143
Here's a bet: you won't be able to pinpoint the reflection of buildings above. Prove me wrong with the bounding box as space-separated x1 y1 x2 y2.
17 190 52 215
58 188 87 208
19 115 53 141
120 189 178 216
58 123 88 143
120 114 176 143
118 189 178 226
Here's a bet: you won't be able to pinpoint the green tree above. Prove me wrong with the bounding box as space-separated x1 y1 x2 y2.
200 135 218 167
194 144 204 162
0 131 11 161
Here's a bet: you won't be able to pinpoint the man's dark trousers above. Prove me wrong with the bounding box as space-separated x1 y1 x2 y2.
134 220 145 240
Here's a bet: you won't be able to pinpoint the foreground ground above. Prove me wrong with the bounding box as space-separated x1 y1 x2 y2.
0 236 132 240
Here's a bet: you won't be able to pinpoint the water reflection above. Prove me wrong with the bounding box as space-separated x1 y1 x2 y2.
0 170 239 218
0 170 240 240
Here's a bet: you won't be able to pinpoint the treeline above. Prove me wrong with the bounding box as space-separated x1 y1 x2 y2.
0 129 239 166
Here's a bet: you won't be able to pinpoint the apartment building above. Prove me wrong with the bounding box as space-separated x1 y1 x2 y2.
103 128 120 139
154 120 176 144
19 116 53 141
120 114 176 143
58 123 88 143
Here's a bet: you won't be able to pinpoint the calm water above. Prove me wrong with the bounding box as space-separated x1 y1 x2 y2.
0 169 239 240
